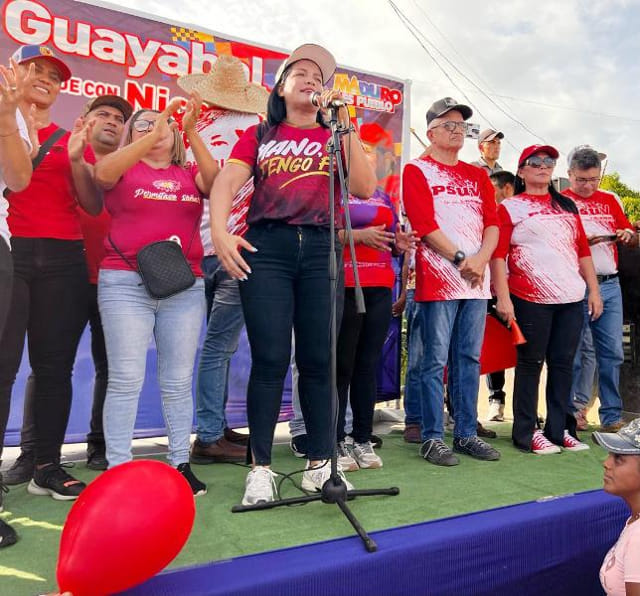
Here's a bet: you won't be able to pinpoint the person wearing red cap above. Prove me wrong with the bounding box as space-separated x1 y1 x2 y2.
491 145 603 454
4 94 134 485
0 56 34 548
211 43 376 505
403 97 501 467
0 45 98 501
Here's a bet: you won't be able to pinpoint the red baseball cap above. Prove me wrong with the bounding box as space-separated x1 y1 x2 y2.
11 45 71 81
518 144 559 167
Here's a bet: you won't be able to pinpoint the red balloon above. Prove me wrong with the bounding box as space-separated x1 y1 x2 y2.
57 460 195 596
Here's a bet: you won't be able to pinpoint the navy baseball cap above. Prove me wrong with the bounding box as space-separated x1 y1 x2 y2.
11 45 71 81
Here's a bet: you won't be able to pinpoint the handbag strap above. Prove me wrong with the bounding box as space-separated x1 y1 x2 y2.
3 127 67 199
108 213 201 268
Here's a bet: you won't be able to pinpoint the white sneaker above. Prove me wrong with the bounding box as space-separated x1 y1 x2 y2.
351 441 383 469
487 399 505 422
241 466 278 506
563 430 590 452
301 460 354 492
531 429 561 455
337 441 359 472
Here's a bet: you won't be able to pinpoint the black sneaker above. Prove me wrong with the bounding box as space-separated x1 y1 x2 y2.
177 463 207 497
419 439 459 466
4 450 35 485
453 436 501 461
290 434 308 458
28 464 86 501
0 519 17 548
0 474 18 548
86 444 108 471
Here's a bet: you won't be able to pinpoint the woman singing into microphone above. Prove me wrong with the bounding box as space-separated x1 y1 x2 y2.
210 44 376 506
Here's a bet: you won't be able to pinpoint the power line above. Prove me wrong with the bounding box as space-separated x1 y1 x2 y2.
387 0 546 146
385 0 516 150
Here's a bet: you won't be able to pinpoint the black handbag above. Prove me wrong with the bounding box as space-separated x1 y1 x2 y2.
109 222 198 300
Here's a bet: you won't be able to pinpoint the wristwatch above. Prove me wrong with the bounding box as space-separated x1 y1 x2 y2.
452 250 466 266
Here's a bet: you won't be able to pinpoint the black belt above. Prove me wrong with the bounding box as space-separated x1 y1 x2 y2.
597 273 618 283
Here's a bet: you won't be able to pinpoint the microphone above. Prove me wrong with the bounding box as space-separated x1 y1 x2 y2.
310 92 345 109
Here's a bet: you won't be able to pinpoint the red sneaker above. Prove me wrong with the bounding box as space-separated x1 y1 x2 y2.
531 430 561 454
563 431 590 452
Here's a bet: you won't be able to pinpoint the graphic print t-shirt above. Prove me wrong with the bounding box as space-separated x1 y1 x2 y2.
101 161 204 276
343 187 398 288
493 193 590 304
600 518 640 596
229 122 341 227
563 188 631 276
178 107 260 254
403 156 498 301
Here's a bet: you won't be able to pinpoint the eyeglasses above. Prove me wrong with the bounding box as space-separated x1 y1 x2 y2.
133 119 157 132
574 176 601 184
523 156 556 169
429 121 469 133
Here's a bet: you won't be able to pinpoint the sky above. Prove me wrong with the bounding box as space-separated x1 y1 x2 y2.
106 0 640 188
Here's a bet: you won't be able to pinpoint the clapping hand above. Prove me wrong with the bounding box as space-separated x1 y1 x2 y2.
67 116 95 163
181 91 203 132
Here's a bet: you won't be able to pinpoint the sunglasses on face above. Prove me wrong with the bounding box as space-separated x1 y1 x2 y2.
429 121 469 133
523 156 556 169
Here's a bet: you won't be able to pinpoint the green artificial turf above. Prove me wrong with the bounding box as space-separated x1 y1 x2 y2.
0 425 608 595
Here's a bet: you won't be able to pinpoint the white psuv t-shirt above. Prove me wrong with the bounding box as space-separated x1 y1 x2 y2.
0 109 31 248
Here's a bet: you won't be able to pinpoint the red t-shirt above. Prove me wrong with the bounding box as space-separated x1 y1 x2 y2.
7 122 95 239
101 161 204 276
343 188 397 288
403 156 498 301
493 193 591 304
77 207 111 284
228 122 342 227
563 188 631 275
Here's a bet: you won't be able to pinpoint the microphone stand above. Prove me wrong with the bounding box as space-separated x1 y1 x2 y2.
232 105 399 553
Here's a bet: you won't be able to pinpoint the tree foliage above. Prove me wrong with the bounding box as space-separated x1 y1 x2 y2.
601 172 640 221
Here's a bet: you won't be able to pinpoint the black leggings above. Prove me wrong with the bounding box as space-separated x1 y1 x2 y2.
336 287 392 443
511 295 583 450
0 238 88 464
0 240 12 341
240 223 343 465
17 283 108 451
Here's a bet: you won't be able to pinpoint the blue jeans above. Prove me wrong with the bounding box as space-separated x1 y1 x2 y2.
404 289 423 425
570 320 597 412
195 256 244 443
570 278 623 426
418 299 486 441
98 269 205 467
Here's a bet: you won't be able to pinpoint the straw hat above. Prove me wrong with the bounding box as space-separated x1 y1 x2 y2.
177 55 269 114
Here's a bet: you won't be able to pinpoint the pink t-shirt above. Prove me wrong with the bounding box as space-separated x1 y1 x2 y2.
600 518 640 595
402 156 498 301
101 161 204 276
